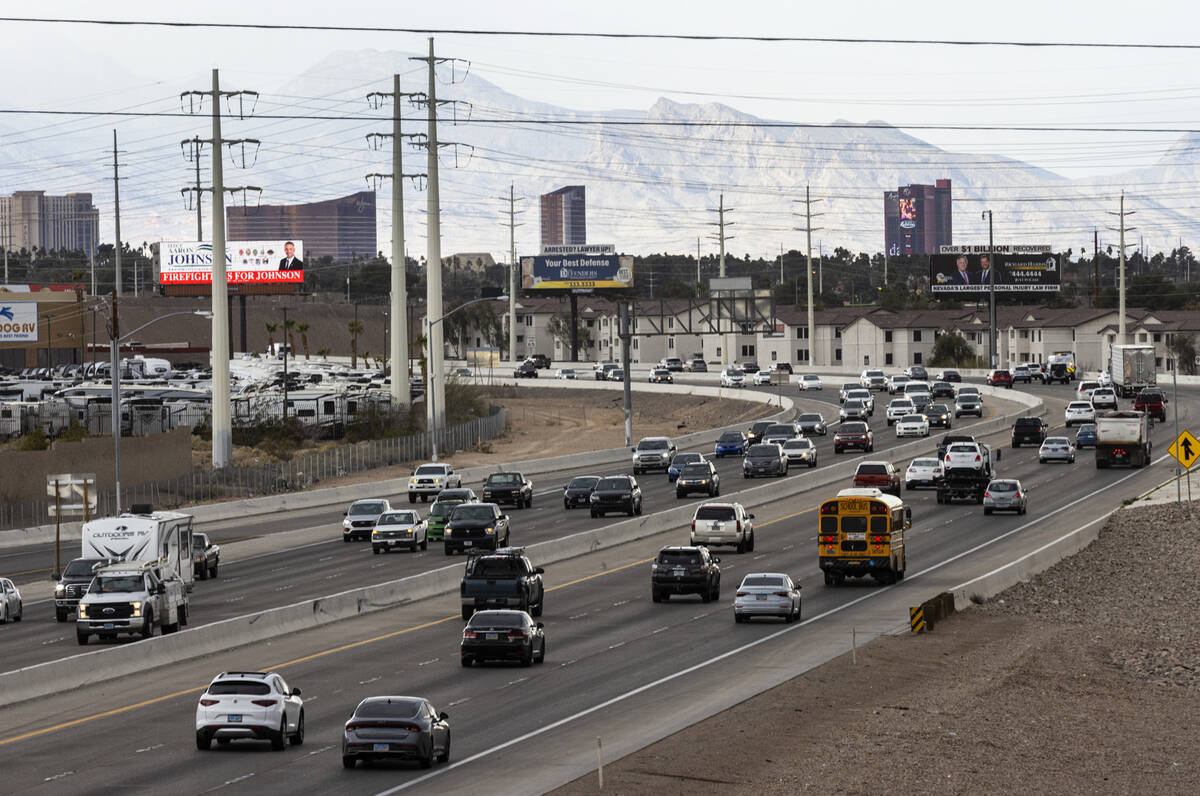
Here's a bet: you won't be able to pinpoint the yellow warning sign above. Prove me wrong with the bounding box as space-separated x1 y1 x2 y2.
1167 429 1199 469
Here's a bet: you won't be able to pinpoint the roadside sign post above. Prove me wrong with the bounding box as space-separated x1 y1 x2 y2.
1166 429 1198 513
47 474 98 577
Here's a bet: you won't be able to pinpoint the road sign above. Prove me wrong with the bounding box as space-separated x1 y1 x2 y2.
47 474 97 516
1167 430 1199 469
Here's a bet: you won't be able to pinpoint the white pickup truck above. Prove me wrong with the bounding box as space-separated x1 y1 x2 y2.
76 560 187 644
886 398 916 426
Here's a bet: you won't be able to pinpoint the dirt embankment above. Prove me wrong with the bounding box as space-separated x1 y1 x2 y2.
555 501 1200 795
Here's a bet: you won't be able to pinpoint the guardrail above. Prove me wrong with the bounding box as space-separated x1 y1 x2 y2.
0 384 1032 708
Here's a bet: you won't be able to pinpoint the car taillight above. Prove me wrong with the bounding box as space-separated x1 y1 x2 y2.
736 520 742 532
975 455 981 462
984 492 992 498
872 536 885 544
691 520 696 532
462 630 477 639
507 630 528 639
1014 492 1021 498
736 591 749 598
251 699 278 707
773 591 791 597
199 699 219 706
945 455 951 462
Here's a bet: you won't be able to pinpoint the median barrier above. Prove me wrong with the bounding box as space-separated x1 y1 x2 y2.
0 389 1041 707
0 381 794 550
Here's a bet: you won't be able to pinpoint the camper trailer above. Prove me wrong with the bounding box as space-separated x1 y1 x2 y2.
81 509 195 592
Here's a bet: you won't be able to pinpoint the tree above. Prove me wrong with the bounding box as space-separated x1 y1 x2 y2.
296 322 310 360
1167 334 1197 376
929 332 974 367
546 312 593 356
264 322 279 354
317 347 330 361
282 317 297 357
348 319 364 368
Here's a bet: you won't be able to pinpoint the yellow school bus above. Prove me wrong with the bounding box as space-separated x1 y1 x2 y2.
818 488 911 586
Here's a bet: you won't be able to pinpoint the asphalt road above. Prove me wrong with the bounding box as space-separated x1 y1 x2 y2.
0 381 1189 795
0 380 1034 671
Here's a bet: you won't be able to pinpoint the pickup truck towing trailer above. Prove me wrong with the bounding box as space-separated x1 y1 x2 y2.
76 560 187 644
1109 344 1156 398
1095 410 1152 468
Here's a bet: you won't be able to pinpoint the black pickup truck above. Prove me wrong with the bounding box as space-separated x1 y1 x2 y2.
192 532 221 580
481 472 534 509
460 548 544 620
444 502 511 555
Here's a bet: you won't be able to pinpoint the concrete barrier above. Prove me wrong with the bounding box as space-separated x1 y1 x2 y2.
0 381 794 550
0 389 1040 708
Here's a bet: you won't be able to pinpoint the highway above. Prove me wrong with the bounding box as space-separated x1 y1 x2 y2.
0 381 1027 672
0 379 1193 794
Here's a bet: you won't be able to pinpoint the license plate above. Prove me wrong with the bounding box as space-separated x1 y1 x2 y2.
846 532 866 541
486 633 498 640
373 743 389 751
103 623 114 629
673 568 686 576
463 541 472 547
710 521 721 530
227 715 242 722
756 595 767 601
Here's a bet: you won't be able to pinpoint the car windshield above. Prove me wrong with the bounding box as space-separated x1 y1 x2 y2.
379 512 418 525
439 489 472 500
654 369 670 375
911 459 938 468
672 453 702 465
866 371 884 378
890 400 912 407
469 558 524 578
959 396 979 403
989 481 1018 492
718 432 744 442
568 477 600 489
839 423 867 433
64 559 103 577
414 465 445 476
486 473 519 484
803 375 819 381
747 445 778 456
857 464 888 475
680 464 711 477
799 414 822 423
658 551 701 565
695 506 736 521
1069 403 1092 410
959 387 979 394
350 501 387 515
208 681 271 696
451 505 496 522
1078 425 1096 432
429 502 458 517
1044 437 1069 445
467 611 526 628
90 575 144 593
784 439 812 449
637 439 669 450
764 425 794 436
844 400 863 409
929 404 949 413
355 698 423 719
742 575 784 588
948 444 977 453
1080 382 1099 390
901 415 924 423
596 478 631 490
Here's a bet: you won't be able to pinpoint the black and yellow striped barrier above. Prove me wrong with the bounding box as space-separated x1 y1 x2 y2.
909 606 925 633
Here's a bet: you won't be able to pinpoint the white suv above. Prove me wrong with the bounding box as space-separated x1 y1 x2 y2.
689 502 755 553
886 398 915 426
720 368 746 388
407 463 461 503
195 671 305 750
1090 387 1118 411
1064 401 1096 426
632 436 677 473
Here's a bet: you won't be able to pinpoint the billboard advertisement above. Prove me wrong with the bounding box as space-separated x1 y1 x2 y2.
930 252 1060 292
522 254 634 292
159 241 305 285
0 301 38 342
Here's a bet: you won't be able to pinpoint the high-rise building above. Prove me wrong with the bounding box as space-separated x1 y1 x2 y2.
0 190 99 254
884 180 952 257
540 185 586 250
226 191 376 261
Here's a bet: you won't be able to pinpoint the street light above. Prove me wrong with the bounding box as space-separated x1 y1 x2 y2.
425 294 506 463
110 309 212 513
982 210 996 369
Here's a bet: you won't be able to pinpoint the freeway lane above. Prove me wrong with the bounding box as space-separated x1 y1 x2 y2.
0 389 1182 795
0 387 1032 672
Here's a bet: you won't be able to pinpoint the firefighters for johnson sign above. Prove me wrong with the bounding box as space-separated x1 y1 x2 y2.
159 241 305 284
0 301 38 342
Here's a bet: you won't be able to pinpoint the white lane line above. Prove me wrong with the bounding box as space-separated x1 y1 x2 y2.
43 771 74 782
611 600 628 607
40 637 65 646
568 613 588 620
318 556 334 562
358 676 381 685
417 658 439 667
447 697 471 707
218 773 255 788
752 554 766 560
781 544 794 551
607 642 625 650
136 743 164 753
225 596 245 603
502 677 528 688
376 458 1163 795
652 626 669 634
273 585 293 592
307 744 335 757
690 613 711 620
559 659 577 667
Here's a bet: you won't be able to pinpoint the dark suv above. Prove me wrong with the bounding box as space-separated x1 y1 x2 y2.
833 422 874 454
529 354 551 369
675 461 720 498
742 443 789 478
1011 417 1048 447
53 557 113 622
481 472 533 509
444 503 510 555
590 475 643 517
651 546 721 603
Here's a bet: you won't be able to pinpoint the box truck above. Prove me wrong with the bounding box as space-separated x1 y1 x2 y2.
1109 344 1156 398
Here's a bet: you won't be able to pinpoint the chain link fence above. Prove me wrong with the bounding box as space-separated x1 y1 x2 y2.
0 405 506 530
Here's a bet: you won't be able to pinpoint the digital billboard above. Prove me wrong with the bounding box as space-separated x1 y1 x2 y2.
159 240 305 285
522 254 633 293
930 252 1060 293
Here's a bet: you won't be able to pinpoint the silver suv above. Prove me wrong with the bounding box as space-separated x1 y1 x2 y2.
632 436 677 474
689 502 755 553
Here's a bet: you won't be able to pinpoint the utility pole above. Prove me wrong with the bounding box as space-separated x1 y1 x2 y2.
794 186 823 367
182 70 258 470
366 74 426 409
1094 229 1100 307
695 237 701 295
112 130 123 295
1106 191 1137 343
109 290 120 510
706 193 734 278
984 210 996 369
281 306 289 420
779 243 784 286
502 184 523 364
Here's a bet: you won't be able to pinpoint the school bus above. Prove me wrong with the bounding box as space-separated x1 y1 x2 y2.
818 488 911 586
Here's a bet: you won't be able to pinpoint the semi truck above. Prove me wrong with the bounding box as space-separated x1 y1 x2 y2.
1109 344 1156 398
81 507 195 592
1095 410 1152 468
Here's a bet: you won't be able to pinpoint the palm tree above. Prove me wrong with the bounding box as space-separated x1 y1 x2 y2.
317 347 330 361
348 319 364 368
265 321 279 354
296 322 311 360
282 317 297 359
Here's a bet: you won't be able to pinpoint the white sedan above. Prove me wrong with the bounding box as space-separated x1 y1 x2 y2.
1039 436 1077 464
797 374 822 391
781 437 818 468
1064 401 1096 427
720 369 746 388
733 573 801 623
0 577 23 623
894 413 930 438
371 509 428 553
752 370 774 386
904 458 943 490
554 368 577 379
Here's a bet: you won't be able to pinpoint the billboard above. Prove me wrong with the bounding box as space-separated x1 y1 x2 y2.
522 254 633 293
159 241 305 285
930 252 1060 293
0 301 38 342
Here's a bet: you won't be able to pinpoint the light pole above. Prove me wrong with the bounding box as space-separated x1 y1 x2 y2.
983 210 996 369
425 295 506 463
110 309 211 513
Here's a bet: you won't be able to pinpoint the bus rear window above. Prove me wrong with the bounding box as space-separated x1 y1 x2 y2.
841 516 867 533
820 516 838 533
871 516 889 533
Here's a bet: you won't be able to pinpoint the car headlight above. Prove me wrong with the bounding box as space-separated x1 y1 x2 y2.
409 478 417 486
372 530 379 537
78 603 89 618
433 477 441 484
445 529 453 536
55 585 65 597
343 519 351 528
130 601 142 618
484 526 495 535
590 494 600 502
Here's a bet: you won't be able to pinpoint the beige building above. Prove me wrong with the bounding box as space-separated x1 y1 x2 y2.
0 190 99 254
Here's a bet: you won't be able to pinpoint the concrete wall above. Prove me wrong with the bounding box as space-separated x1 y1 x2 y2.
0 426 193 503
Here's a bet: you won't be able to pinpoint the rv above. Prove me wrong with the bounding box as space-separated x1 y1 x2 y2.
81 509 196 592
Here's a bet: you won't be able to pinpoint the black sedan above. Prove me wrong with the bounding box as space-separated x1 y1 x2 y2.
562 475 601 510
513 361 538 378
675 462 720 498
443 503 510 555
937 369 962 383
342 696 450 769
742 443 789 478
590 475 643 517
460 609 545 667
